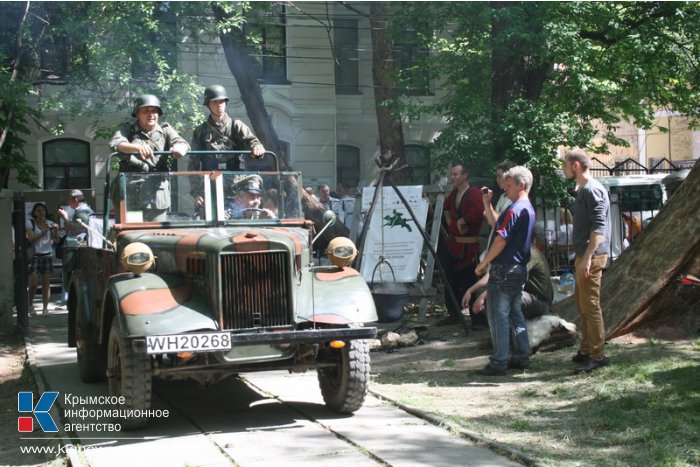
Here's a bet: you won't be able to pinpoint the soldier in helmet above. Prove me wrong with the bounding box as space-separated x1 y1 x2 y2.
189 85 266 208
110 94 189 171
109 94 190 221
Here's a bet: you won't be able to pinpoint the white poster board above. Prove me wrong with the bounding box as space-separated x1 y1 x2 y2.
360 186 428 283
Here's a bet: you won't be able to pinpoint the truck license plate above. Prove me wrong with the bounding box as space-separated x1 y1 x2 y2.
146 332 232 355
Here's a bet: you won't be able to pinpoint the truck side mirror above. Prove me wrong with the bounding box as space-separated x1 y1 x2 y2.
312 210 337 245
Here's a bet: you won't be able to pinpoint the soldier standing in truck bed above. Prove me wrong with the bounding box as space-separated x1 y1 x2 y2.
109 94 190 221
188 85 266 209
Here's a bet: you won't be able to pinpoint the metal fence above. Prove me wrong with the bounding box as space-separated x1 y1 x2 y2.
538 159 693 274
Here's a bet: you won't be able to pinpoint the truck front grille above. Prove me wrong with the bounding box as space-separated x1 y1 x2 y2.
220 251 292 329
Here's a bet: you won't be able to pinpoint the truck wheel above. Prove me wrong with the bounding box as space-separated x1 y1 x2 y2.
76 321 105 383
317 339 370 414
75 292 105 382
107 319 152 430
67 291 76 348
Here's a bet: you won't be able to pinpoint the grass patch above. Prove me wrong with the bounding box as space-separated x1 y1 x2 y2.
372 341 700 466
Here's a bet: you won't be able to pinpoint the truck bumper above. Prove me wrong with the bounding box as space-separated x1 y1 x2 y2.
131 326 377 353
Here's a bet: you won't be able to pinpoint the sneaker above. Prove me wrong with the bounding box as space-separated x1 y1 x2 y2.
507 359 530 370
571 350 590 363
575 357 609 374
476 364 507 376
42 309 49 316
435 316 461 326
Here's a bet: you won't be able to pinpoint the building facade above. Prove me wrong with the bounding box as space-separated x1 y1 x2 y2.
11 3 445 209
9 3 699 207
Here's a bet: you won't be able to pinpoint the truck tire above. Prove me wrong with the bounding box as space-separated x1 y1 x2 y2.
317 339 370 414
76 324 105 383
107 319 152 430
75 292 105 382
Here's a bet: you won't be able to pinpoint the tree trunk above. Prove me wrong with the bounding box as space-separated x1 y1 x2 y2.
212 5 288 170
0 1 30 188
555 162 700 338
212 5 348 243
490 2 550 161
369 3 406 180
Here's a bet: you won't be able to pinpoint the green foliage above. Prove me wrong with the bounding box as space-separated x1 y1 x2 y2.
397 2 700 204
38 2 206 136
0 1 215 188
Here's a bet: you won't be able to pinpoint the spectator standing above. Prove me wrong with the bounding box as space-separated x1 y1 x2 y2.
564 149 612 373
26 203 59 316
189 85 265 209
109 94 189 221
472 159 516 327
58 190 94 303
318 182 342 219
336 182 356 230
482 160 516 229
439 162 484 327
474 166 535 375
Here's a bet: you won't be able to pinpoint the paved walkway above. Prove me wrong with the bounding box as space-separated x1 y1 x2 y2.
23 295 523 467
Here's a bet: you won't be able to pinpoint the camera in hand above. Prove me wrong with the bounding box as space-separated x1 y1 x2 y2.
481 187 489 195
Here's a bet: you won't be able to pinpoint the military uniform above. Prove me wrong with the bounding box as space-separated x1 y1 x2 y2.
189 114 262 172
226 174 266 220
109 122 189 219
110 121 188 173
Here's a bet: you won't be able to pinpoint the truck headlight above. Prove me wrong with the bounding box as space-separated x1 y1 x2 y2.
325 237 357 268
121 242 155 276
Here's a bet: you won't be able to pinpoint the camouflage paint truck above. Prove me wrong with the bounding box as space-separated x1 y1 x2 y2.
67 152 377 429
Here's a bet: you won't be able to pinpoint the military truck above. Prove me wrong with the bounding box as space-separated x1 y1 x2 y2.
67 151 377 429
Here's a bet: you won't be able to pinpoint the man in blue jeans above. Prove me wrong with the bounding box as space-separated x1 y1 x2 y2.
474 166 535 376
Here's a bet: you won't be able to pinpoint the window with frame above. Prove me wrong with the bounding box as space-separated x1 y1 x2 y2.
42 139 91 190
404 145 431 184
336 145 361 189
394 30 431 96
334 19 359 94
35 2 89 82
247 4 288 83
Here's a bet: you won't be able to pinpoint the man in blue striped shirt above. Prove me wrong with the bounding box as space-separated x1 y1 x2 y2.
474 166 535 375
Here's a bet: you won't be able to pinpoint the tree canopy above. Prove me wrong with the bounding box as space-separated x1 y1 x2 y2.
1 1 699 202
398 1 700 202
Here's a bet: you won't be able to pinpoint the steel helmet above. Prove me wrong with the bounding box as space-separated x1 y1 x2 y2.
132 94 162 117
203 84 229 105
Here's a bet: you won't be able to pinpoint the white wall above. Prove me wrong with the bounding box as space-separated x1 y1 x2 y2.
11 2 446 203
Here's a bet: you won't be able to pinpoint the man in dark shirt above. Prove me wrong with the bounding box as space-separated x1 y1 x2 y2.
564 148 611 373
474 166 535 375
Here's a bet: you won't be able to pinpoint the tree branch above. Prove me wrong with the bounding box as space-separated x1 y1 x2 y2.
0 1 31 152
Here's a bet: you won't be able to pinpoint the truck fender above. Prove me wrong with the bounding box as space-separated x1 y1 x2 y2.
103 272 218 339
300 267 378 325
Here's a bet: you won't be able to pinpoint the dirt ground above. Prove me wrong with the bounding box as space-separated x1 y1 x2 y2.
3 297 695 466
369 305 536 423
0 329 63 466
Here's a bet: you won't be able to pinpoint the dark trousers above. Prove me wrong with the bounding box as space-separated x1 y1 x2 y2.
444 259 486 325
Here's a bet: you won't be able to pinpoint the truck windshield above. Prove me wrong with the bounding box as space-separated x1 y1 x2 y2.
118 171 303 224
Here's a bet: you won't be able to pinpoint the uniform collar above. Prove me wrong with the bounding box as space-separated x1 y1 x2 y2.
134 122 164 136
208 114 231 128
